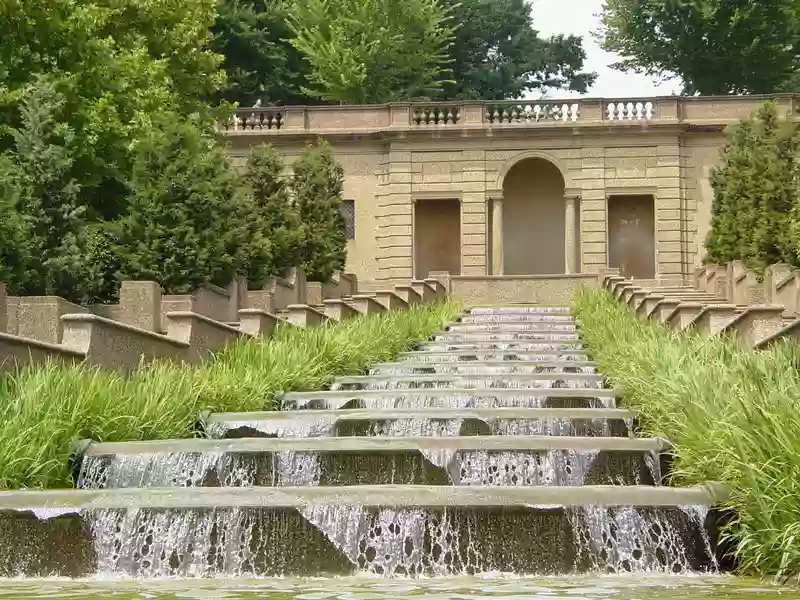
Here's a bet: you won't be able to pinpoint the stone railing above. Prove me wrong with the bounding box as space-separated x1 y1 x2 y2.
602 259 800 349
0 269 449 372
219 95 799 135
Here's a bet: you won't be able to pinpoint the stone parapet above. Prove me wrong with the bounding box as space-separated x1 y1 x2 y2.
0 265 441 371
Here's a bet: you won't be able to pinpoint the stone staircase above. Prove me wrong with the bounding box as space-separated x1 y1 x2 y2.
0 305 726 578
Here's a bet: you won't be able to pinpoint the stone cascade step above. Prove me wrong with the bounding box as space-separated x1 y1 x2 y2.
201 407 636 439
75 436 669 489
1 304 726 578
369 360 598 375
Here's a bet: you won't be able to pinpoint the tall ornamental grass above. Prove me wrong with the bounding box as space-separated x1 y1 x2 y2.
573 288 800 580
0 300 460 490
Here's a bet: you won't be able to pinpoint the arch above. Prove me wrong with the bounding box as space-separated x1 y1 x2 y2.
501 157 566 275
495 150 571 191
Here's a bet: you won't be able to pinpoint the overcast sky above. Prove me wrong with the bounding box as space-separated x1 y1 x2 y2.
529 0 682 98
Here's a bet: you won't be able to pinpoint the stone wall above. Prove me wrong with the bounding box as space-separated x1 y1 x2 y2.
0 269 443 373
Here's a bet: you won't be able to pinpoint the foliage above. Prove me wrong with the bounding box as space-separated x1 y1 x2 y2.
286 0 455 104
574 288 800 580
705 101 800 273
0 81 118 304
290 141 347 281
116 117 262 293
0 300 461 489
598 0 800 95
0 0 225 218
242 143 302 284
434 0 596 100
212 0 312 106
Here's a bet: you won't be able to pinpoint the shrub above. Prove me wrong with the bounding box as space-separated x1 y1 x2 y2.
705 101 800 273
116 117 263 293
291 140 347 281
242 143 301 285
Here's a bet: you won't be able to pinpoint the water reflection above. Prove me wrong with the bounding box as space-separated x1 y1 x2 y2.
0 576 790 600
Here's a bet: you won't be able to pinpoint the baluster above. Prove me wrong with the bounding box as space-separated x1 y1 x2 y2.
625 102 634 120
645 101 654 120
560 103 569 121
606 103 615 120
570 103 579 121
635 102 644 120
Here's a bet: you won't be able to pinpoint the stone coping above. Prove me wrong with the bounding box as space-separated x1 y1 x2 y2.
202 407 637 424
82 435 666 457
0 331 85 358
164 310 244 337
375 359 596 368
61 313 188 348
332 372 604 384
0 484 729 510
280 387 618 401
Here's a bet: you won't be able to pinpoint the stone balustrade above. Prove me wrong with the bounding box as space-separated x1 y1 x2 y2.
0 267 442 373
602 259 800 349
219 95 799 136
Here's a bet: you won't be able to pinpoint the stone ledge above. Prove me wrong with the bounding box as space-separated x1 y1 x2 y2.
61 313 187 370
0 483 729 510
285 304 328 328
164 310 243 363
237 309 279 337
0 331 84 372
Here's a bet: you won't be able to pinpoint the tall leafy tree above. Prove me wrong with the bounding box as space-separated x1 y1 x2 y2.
706 102 800 273
599 0 800 95
286 0 455 104
434 0 596 100
0 0 225 219
291 141 347 281
212 0 313 106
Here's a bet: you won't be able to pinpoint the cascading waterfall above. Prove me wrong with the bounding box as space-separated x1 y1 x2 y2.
69 306 719 579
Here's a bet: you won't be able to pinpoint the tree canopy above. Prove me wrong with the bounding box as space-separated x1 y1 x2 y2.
212 0 595 104
434 0 596 100
598 0 800 95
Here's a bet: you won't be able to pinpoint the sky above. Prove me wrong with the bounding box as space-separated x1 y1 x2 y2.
529 0 683 99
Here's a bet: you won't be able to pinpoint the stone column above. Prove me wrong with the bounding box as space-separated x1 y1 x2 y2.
564 193 579 274
491 196 504 275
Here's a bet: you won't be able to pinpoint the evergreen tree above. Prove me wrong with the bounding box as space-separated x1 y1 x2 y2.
706 102 800 273
290 141 347 281
242 143 301 285
117 117 262 293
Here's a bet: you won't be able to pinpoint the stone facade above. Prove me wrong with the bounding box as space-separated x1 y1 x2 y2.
223 95 800 286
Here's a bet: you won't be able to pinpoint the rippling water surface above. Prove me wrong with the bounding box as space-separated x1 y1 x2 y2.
0 576 792 599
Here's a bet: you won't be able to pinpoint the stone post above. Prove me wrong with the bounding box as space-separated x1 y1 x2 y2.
491 196 504 275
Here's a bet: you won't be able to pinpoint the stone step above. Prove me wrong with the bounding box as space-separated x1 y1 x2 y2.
0 485 724 577
83 435 667 456
333 372 605 390
459 315 576 323
398 350 589 361
433 332 581 342
0 483 726 510
371 360 597 373
469 306 572 314
203 407 636 439
417 341 584 352
77 436 667 489
446 323 578 332
280 387 618 410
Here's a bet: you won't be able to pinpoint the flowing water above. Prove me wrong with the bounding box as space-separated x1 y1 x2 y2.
0 576 792 599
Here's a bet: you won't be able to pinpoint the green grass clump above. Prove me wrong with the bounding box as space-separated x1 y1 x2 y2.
0 300 460 490
573 287 800 580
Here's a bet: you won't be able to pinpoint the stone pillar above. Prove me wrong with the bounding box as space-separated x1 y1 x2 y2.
491 196 504 275
564 193 579 274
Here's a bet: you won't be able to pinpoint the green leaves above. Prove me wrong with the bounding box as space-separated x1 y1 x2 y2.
291 140 347 281
705 101 800 273
286 0 455 103
598 0 800 94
